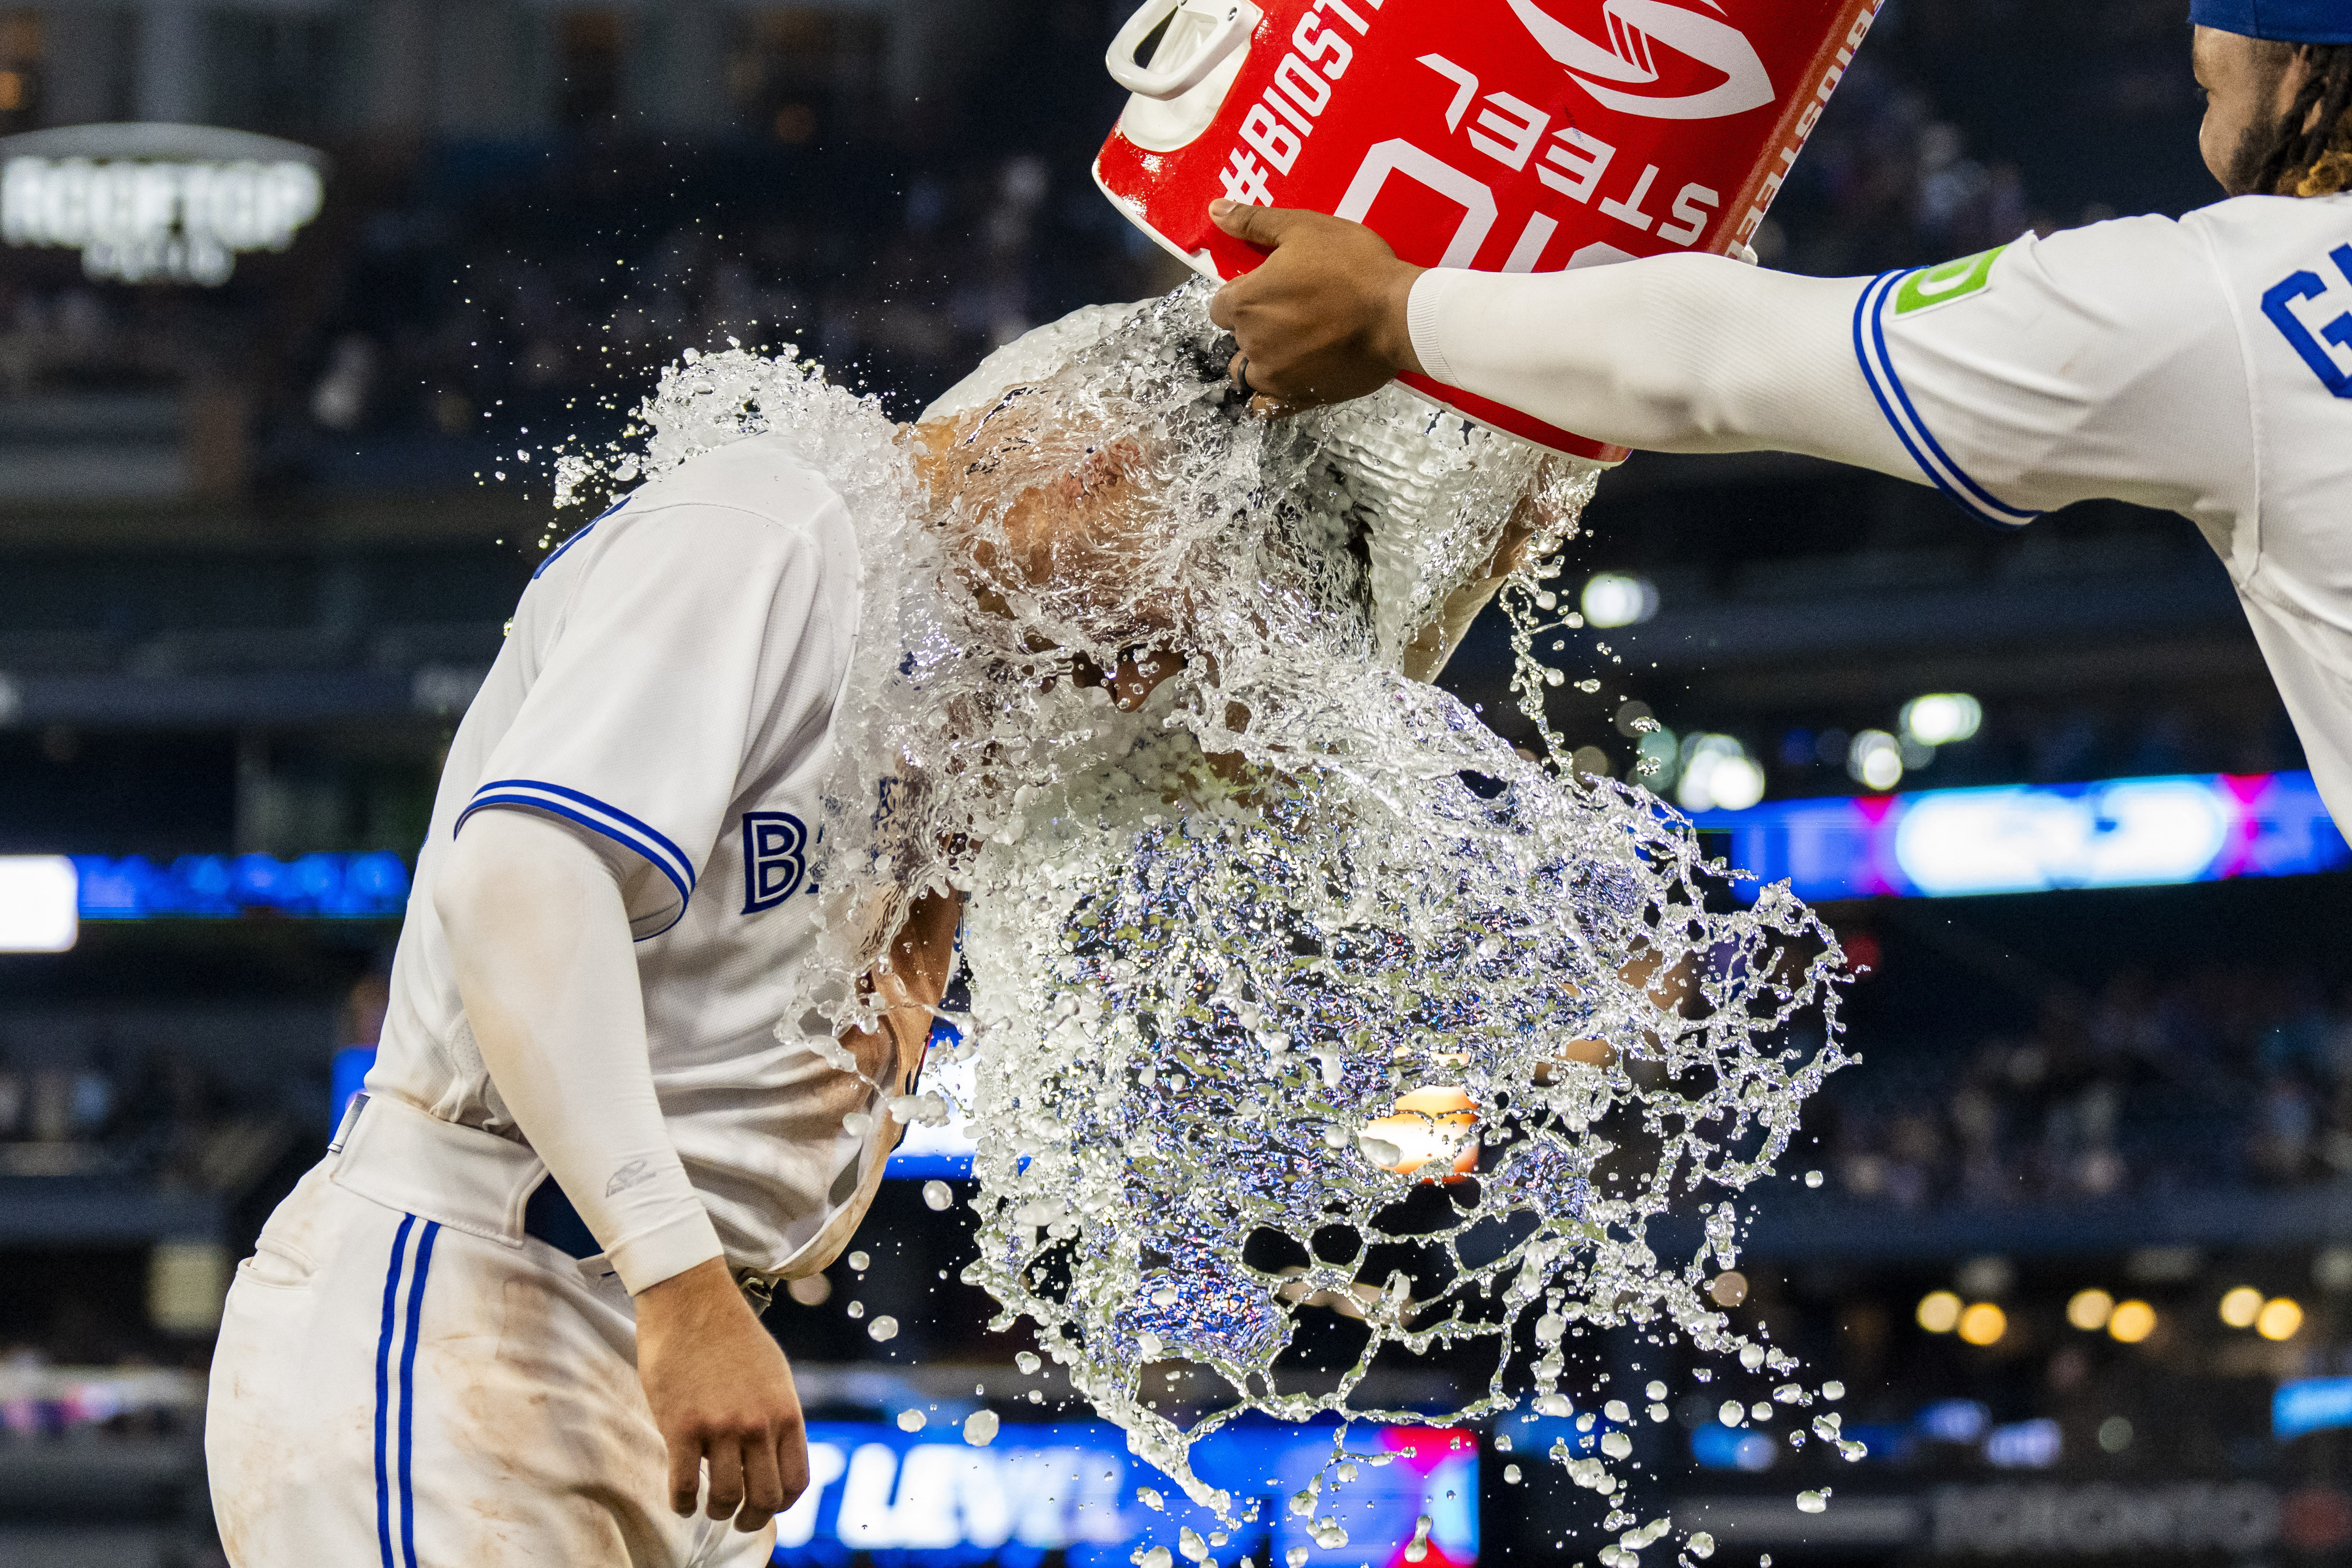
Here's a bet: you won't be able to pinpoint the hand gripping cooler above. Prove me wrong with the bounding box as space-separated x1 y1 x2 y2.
1095 0 1887 461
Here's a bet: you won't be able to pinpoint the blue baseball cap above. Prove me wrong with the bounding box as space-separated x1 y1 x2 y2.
2189 0 2352 45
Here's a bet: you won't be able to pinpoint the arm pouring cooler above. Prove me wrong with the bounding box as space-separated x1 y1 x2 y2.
1092 0 1889 463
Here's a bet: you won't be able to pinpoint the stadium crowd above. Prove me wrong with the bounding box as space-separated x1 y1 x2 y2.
1828 964 2352 1208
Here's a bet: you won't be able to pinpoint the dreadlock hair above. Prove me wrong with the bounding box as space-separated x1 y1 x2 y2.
2257 42 2352 197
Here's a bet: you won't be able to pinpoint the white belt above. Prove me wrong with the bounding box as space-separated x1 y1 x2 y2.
327 1092 780 1306
329 1091 548 1252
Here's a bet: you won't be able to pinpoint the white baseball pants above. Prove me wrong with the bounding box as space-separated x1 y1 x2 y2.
206 1099 775 1568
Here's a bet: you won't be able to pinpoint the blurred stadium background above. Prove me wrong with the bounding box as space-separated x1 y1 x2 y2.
0 0 2347 1564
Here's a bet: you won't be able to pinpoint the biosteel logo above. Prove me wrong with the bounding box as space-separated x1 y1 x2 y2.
1505 0 1774 121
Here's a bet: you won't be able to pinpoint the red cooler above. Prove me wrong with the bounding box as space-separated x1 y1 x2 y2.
1095 0 1886 461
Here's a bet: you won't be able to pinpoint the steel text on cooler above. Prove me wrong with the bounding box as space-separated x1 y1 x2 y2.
1095 0 1886 459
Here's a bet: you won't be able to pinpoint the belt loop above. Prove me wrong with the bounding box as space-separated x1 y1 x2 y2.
329 1091 370 1156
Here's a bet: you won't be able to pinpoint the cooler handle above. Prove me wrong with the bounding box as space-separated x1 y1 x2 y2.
1107 0 1261 101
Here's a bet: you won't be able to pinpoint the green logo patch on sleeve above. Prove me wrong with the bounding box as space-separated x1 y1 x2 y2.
1892 244 2011 315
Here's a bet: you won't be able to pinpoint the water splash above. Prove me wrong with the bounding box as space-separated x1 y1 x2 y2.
556 281 1852 1527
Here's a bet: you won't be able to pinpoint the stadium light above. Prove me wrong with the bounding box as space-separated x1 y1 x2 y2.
0 857 79 952
2257 1298 2305 1342
1677 735 1767 812
2066 1289 2115 1331
2219 1286 2264 1329
1635 726 1681 787
1916 1290 1962 1334
1902 693 1983 747
1985 1417 2060 1468
2107 1300 2157 1344
1581 572 1658 629
1848 730 1904 791
1958 1303 2007 1346
2275 1377 2352 1441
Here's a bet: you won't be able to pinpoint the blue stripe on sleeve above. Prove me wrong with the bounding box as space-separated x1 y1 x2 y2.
530 495 630 580
1869 280 2041 526
374 1214 416 1568
455 794 693 939
398 1221 440 1568
1851 270 2043 532
463 780 695 891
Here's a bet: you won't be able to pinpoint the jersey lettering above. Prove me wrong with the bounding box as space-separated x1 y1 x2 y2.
1893 244 2009 316
2262 245 2352 398
741 812 809 913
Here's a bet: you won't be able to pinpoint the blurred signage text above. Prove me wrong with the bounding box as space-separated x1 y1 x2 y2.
772 1420 1475 1568
71 851 410 920
0 122 325 286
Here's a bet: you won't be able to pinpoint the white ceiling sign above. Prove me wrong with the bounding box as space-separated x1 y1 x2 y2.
0 122 327 286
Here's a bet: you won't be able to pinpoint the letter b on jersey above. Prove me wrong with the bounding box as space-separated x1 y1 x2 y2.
742 812 808 914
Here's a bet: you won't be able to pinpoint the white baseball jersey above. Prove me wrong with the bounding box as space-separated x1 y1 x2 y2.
1849 193 2352 822
370 432 884 1276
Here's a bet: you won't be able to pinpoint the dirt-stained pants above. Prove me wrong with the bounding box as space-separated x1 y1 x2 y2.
207 1151 775 1568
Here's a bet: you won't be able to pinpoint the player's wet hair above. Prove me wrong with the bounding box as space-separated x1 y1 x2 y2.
2259 43 2352 197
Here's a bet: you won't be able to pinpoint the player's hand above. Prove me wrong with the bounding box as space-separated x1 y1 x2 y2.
636 1258 809 1532
1206 202 1427 409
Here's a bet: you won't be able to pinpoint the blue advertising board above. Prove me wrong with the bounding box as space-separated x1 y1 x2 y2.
773 1420 1477 1568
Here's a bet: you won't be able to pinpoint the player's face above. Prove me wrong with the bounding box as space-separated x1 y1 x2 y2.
2194 26 2311 196
910 393 1191 654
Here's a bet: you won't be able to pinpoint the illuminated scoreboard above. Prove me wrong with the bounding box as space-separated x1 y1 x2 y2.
1695 769 2345 900
774 1421 1478 1568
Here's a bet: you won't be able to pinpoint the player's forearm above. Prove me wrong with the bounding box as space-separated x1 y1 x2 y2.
435 809 723 1295
1407 256 1913 476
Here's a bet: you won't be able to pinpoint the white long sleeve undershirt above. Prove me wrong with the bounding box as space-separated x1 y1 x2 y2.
433 808 724 1295
1405 254 1919 476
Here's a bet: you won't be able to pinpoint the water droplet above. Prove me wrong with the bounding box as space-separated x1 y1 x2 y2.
897 1408 926 1431
848 1251 871 1272
963 1410 999 1447
869 1315 899 1342
924 1180 955 1211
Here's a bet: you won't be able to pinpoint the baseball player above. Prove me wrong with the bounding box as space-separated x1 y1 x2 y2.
1206 3 2352 827
206 429 964 1567
203 302 1548 1564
